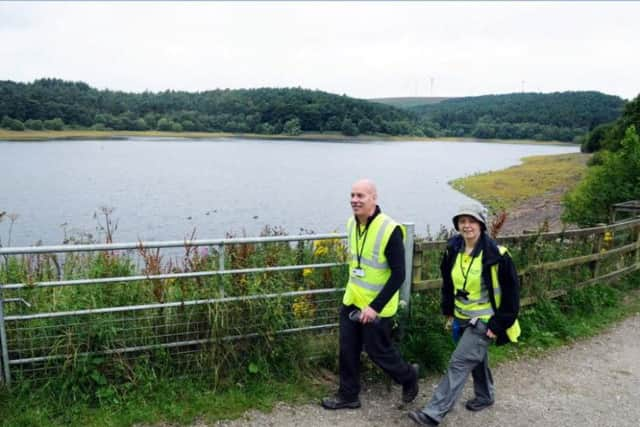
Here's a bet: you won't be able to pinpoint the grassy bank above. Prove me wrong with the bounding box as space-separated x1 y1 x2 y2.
450 152 590 212
0 128 574 145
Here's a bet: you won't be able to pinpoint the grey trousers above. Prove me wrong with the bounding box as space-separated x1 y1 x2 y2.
422 321 495 423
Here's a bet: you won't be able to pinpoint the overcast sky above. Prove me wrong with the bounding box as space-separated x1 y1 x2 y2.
1 1 638 100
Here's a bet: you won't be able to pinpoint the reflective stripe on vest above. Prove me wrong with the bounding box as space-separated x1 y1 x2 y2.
455 306 496 318
348 275 384 292
453 247 507 321
453 245 521 342
350 255 389 269
342 213 404 317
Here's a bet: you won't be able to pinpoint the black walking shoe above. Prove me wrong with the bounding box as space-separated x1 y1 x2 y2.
465 398 494 411
321 394 361 410
402 363 420 403
408 410 438 426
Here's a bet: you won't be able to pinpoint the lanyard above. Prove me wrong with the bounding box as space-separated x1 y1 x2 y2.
458 252 478 292
355 222 370 269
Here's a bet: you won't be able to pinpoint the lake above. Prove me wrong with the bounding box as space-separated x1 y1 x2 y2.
0 137 579 246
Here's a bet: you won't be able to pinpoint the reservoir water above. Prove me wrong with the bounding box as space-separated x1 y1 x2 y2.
0 137 579 246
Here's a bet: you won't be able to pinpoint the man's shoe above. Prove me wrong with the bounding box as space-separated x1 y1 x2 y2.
407 410 438 426
321 395 361 410
465 398 494 411
402 363 420 403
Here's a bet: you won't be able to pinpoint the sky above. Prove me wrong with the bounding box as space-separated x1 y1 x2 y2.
0 1 639 100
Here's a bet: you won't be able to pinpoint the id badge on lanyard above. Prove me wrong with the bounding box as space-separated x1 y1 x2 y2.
352 268 365 278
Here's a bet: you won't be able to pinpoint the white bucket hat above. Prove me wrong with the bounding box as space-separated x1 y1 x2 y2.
452 204 487 231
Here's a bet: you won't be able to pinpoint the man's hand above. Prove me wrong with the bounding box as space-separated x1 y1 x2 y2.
360 306 379 324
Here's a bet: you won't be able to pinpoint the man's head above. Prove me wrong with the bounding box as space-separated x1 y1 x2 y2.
351 179 378 221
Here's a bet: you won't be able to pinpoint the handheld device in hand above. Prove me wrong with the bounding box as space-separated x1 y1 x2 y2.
348 309 380 324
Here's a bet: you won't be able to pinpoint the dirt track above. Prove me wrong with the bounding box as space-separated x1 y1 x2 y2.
211 314 640 427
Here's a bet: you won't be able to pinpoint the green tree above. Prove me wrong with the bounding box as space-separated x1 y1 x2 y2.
325 116 341 131
1 116 25 131
133 118 149 131
341 118 359 136
283 118 302 135
357 118 375 134
563 126 640 226
256 123 275 134
157 117 173 131
24 119 44 130
43 118 64 130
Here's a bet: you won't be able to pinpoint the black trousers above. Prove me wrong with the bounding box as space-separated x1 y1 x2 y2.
338 304 415 400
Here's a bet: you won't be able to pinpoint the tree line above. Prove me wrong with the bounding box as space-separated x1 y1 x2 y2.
401 91 624 142
0 79 420 137
0 78 627 142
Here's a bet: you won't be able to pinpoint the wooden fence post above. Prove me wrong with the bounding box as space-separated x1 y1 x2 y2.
591 232 604 279
635 225 640 267
412 243 423 291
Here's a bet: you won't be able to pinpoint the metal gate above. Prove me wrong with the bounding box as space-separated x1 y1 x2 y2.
0 225 414 386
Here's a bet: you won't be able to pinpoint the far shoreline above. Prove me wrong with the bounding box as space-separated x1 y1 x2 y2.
0 129 578 147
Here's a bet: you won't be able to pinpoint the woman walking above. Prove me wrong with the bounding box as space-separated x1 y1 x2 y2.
408 205 520 426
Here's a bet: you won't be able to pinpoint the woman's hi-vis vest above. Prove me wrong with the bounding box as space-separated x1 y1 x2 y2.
453 246 521 343
342 213 405 317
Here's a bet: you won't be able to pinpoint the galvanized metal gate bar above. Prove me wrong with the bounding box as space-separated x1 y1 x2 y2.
0 224 418 386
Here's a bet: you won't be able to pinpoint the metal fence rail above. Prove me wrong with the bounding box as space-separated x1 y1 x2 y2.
0 225 416 386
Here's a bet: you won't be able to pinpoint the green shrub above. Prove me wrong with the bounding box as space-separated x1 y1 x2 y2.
1 116 25 131
563 126 640 226
43 118 65 130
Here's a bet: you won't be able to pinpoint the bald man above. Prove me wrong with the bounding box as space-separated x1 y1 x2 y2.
321 179 418 410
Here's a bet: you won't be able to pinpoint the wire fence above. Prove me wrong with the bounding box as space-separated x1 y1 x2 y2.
2 217 640 387
0 232 358 386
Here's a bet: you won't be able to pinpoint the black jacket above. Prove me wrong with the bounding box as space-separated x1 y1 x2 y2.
440 233 520 345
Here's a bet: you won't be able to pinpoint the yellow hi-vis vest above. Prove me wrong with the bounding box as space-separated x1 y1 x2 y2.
453 246 521 343
342 213 405 317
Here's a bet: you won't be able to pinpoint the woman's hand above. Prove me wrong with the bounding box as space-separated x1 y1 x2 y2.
445 316 454 330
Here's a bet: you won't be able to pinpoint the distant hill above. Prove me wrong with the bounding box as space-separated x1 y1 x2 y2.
0 80 627 142
411 92 625 142
370 97 452 109
0 78 419 136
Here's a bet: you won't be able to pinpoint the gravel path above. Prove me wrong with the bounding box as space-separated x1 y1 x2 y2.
212 314 640 427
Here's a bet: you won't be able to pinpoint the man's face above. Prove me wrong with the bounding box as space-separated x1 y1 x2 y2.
350 182 377 218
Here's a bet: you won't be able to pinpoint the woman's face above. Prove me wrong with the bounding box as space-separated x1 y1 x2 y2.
457 215 482 242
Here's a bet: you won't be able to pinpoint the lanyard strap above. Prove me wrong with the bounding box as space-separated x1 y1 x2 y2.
355 222 370 269
458 252 478 291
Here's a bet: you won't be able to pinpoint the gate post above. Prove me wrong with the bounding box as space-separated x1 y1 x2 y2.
0 286 10 386
401 223 415 310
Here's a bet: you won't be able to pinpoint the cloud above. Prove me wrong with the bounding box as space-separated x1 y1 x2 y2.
0 1 638 99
